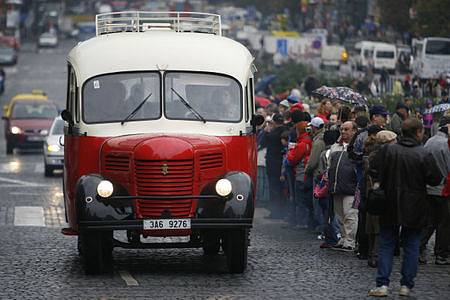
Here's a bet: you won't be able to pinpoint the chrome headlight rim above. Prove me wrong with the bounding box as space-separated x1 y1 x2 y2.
96 180 114 198
215 178 233 197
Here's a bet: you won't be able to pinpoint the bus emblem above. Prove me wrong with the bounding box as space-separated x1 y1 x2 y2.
161 164 169 175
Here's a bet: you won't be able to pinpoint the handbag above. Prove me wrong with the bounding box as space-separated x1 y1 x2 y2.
313 171 329 199
367 181 386 215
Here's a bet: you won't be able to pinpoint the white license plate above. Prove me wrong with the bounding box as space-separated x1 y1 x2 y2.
143 219 191 230
27 136 44 141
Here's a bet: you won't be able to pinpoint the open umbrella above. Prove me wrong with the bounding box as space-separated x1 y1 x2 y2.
431 103 450 114
255 74 277 94
255 96 271 108
313 86 367 105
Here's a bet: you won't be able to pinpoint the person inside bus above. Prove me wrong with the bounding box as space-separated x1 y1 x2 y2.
211 87 239 121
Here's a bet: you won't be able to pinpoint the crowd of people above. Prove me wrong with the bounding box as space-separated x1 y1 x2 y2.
255 90 450 297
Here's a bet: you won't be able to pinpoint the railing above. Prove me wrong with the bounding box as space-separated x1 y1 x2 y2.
96 11 222 36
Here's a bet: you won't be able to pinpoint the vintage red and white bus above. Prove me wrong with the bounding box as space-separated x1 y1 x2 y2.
61 11 264 274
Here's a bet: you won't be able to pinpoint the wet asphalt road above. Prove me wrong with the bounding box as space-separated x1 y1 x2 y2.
0 40 449 299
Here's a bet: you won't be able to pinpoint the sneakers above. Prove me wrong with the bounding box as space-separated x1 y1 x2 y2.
435 256 450 265
368 285 388 297
399 285 410 297
331 244 355 252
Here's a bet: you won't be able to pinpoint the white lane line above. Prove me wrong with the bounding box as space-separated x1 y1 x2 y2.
14 206 45 227
0 176 49 187
118 270 139 286
9 192 43 196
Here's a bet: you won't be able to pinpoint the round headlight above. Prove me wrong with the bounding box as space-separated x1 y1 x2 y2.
97 180 114 198
215 179 232 197
40 130 49 136
10 126 21 134
47 144 60 152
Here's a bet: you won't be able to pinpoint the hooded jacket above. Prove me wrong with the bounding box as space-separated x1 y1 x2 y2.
305 128 325 178
380 137 443 228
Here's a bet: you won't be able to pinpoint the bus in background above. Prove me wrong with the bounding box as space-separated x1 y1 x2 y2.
412 37 450 79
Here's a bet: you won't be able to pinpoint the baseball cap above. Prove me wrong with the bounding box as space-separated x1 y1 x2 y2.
287 94 300 104
279 99 290 108
369 105 388 117
308 117 325 128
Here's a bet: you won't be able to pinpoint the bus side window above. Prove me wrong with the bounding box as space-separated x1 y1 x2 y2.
249 77 255 116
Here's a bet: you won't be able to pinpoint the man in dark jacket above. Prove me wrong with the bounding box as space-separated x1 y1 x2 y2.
328 121 358 251
261 113 288 218
369 118 443 297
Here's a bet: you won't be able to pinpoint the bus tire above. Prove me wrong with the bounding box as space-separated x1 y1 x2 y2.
225 229 248 274
80 230 113 274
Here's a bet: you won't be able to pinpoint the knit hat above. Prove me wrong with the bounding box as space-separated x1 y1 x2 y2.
376 130 397 144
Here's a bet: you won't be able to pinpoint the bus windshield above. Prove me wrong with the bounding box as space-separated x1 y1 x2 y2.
425 40 450 55
164 72 242 122
83 72 160 124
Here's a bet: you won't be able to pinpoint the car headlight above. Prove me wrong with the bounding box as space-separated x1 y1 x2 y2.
215 179 232 197
47 144 60 152
10 126 21 134
97 180 114 198
40 130 49 136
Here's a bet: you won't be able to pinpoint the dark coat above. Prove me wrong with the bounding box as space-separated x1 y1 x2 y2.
261 125 288 178
328 149 357 196
380 137 443 229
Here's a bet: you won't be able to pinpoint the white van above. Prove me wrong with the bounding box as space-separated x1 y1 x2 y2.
354 41 376 70
373 43 397 73
412 37 450 79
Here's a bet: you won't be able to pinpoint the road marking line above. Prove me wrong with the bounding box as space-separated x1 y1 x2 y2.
118 270 139 286
9 192 43 196
14 206 45 227
0 176 49 187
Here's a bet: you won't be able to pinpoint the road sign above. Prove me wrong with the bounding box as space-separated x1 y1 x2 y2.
276 39 288 56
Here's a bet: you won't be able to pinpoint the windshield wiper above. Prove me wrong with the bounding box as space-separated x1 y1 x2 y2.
121 92 152 125
171 88 206 123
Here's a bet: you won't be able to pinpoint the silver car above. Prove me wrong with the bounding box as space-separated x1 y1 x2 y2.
43 116 64 176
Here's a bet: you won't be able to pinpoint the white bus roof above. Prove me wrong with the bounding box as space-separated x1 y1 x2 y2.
68 31 253 86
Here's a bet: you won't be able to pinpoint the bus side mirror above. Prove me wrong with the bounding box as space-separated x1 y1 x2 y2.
251 114 265 127
61 109 74 126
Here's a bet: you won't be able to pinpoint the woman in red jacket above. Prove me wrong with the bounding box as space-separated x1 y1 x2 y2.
287 122 313 228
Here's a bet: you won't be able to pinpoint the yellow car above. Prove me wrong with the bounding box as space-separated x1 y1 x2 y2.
2 90 58 154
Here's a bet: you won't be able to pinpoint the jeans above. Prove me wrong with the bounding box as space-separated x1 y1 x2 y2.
376 226 421 289
318 195 339 245
293 180 310 226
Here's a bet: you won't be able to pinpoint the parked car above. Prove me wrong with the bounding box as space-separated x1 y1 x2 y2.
38 32 58 48
0 44 18 65
0 29 20 50
43 116 64 176
2 91 58 154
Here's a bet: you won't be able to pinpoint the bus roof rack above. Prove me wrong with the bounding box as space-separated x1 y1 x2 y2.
96 11 222 36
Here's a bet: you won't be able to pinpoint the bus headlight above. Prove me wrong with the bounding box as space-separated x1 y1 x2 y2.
10 126 21 134
215 179 232 197
97 180 114 198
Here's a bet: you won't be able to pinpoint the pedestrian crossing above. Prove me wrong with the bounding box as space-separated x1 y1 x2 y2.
0 205 67 228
